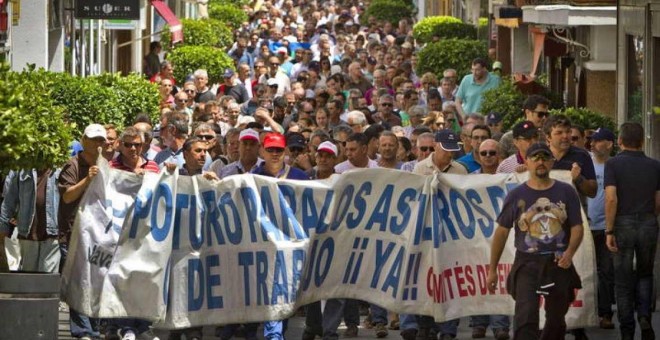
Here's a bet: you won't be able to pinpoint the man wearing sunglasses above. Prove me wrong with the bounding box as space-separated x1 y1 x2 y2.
499 95 550 157
401 132 435 172
474 139 501 175
488 142 584 340
457 124 491 173
110 127 160 175
497 121 539 174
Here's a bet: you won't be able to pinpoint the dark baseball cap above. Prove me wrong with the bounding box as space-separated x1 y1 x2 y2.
591 127 615 142
486 111 503 125
286 132 306 149
435 129 461 152
512 120 539 139
526 142 553 158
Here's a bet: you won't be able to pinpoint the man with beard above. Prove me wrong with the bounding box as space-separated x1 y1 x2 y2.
455 58 501 117
488 143 583 340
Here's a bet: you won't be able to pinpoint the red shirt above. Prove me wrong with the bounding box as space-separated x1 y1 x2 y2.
110 156 160 174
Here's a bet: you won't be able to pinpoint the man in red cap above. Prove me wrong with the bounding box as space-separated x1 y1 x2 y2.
252 132 309 179
252 132 308 340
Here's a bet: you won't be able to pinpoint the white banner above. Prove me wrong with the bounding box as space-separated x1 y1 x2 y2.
61 163 597 329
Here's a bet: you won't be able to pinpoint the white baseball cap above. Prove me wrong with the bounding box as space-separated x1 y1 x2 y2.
239 129 260 142
83 124 107 140
317 141 338 156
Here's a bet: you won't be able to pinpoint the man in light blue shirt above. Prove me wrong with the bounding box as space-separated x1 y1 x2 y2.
586 127 616 329
455 57 501 117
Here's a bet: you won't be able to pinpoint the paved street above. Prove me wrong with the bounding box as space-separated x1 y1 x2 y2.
58 307 660 339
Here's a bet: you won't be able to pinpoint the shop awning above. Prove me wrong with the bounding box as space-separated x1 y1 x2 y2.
522 5 616 26
151 0 183 44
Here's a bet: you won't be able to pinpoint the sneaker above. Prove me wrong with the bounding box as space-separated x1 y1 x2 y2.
400 328 417 340
344 325 359 338
599 316 615 329
375 324 389 338
79 337 93 340
122 330 137 340
471 326 486 339
59 301 69 313
494 329 510 340
302 329 321 340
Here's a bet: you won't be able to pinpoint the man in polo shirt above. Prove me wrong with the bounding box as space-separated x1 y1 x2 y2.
110 127 160 174
334 133 379 174
497 121 539 174
455 57 501 117
543 114 597 199
413 129 468 176
217 129 263 179
605 122 660 340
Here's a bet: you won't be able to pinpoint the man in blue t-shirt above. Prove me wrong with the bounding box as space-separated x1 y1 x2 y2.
586 127 616 330
487 143 583 340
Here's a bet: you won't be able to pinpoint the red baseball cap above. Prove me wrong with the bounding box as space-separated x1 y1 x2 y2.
263 133 286 149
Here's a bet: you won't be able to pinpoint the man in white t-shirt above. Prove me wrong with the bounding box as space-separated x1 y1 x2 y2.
334 132 378 174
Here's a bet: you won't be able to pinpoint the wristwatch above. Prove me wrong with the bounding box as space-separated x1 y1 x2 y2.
605 229 615 235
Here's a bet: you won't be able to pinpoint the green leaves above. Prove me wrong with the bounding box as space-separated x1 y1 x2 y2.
554 107 617 132
413 16 477 43
415 39 487 80
162 18 233 49
208 3 248 30
361 0 414 26
0 64 74 172
167 45 234 85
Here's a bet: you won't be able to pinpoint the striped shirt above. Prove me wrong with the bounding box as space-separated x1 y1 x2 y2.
496 153 524 174
110 156 160 173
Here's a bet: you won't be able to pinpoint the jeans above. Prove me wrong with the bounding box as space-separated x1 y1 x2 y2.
343 299 360 326
304 299 345 340
370 303 388 325
592 230 615 317
264 319 289 340
469 314 510 331
436 319 460 336
612 214 659 337
60 242 100 338
218 323 259 340
399 314 418 331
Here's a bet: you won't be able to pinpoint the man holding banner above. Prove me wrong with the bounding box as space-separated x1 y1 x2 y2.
488 142 584 339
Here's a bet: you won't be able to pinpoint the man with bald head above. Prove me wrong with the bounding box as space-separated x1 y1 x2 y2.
475 139 501 174
347 61 372 95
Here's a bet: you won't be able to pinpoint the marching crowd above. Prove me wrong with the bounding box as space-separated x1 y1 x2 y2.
2 0 660 339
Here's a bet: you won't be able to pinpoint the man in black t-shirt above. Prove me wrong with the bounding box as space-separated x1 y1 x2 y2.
487 143 583 340
604 122 660 340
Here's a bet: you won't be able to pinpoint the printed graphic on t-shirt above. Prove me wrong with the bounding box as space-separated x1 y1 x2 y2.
516 197 568 253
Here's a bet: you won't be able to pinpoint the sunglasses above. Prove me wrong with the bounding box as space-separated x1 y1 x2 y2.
289 147 305 152
479 150 497 157
123 142 142 149
419 146 434 152
381 103 393 107
534 110 549 118
571 136 581 141
184 89 196 94
270 63 281 67
529 154 554 162
265 147 285 154
197 135 215 141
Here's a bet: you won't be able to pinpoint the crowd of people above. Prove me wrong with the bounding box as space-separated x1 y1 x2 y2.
1 0 659 339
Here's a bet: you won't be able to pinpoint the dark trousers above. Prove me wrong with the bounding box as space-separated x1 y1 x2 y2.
591 230 615 317
612 214 659 337
509 252 579 340
343 299 360 326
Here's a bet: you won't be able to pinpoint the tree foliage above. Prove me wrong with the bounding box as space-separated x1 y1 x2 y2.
161 18 233 49
208 3 249 30
0 65 74 172
167 45 234 85
361 0 414 25
415 39 487 80
413 16 477 43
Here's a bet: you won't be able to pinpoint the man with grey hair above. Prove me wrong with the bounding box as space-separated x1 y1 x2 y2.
347 61 372 95
346 110 367 133
194 69 215 103
173 91 192 114
332 125 353 164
